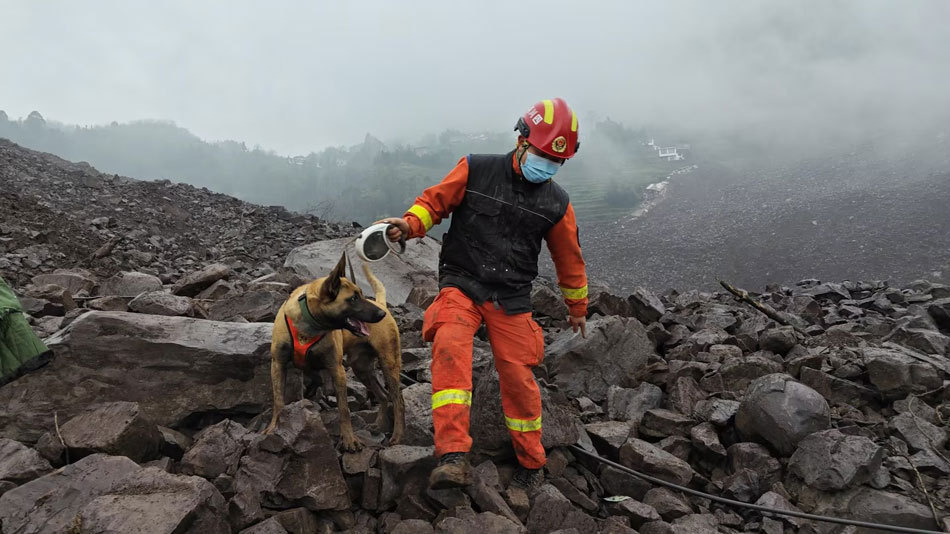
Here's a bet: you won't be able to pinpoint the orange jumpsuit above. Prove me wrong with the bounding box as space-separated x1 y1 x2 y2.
404 153 588 469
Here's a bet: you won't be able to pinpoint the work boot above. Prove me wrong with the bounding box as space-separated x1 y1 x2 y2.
428 452 473 490
510 465 544 490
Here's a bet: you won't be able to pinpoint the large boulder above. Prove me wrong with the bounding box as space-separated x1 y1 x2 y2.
0 311 272 443
99 271 163 297
470 369 579 455
788 429 884 491
228 401 349 529
58 401 163 463
283 236 441 305
0 454 141 534
735 374 830 456
544 316 657 402
74 467 230 534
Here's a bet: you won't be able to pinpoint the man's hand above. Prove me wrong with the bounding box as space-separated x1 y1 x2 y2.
568 315 587 338
373 217 410 242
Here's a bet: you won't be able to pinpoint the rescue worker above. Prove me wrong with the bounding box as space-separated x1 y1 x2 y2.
375 98 588 490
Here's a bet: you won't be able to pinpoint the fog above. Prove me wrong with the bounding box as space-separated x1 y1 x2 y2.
2 1 948 155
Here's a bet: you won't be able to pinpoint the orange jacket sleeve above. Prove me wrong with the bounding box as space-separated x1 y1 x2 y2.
545 202 588 317
403 156 469 238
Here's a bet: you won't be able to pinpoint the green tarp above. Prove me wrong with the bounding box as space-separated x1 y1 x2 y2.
1 276 49 385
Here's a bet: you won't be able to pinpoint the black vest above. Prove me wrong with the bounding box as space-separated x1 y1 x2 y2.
439 151 569 314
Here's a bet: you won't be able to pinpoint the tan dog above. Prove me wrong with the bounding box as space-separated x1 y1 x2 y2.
265 252 405 451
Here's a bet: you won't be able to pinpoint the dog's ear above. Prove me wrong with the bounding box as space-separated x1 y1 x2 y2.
321 252 347 301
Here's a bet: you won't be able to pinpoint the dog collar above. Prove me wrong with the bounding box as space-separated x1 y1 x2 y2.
297 293 322 327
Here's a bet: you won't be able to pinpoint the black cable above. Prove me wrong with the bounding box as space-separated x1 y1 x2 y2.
569 445 943 534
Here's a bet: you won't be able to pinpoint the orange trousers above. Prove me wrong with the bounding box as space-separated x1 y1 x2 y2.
423 287 546 469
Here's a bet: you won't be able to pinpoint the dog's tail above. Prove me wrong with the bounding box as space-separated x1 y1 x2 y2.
362 263 386 307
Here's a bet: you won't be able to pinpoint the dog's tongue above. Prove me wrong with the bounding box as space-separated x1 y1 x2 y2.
356 320 370 337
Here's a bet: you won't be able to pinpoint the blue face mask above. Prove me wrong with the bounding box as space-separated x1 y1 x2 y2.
520 152 560 183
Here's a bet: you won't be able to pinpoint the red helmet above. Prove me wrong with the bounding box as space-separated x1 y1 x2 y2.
515 98 580 159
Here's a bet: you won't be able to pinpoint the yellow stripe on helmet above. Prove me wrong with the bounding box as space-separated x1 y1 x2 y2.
571 112 578 132
560 285 588 300
432 389 472 410
542 99 554 124
407 204 434 231
505 414 542 433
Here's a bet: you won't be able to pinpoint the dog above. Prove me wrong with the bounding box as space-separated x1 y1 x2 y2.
264 252 405 451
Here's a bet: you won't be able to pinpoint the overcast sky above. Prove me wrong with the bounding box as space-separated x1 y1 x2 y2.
2 1 948 155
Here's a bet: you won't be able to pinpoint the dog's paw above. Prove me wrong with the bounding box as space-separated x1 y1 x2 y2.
340 435 365 452
387 432 403 447
263 423 276 435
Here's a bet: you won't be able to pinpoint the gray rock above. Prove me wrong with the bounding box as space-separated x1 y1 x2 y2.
435 511 523 534
754 491 804 528
928 297 950 331
606 498 661 528
600 465 652 500
689 422 726 457
401 382 434 446
0 439 52 484
545 316 657 402
526 483 597 534
639 409 695 439
668 377 707 416
240 517 289 534
378 444 437 509
75 467 229 534
720 468 760 502
173 263 232 296
86 295 132 311
392 519 435 534
888 412 947 452
59 401 163 463
692 399 740 426
180 419 250 479
799 367 877 407
629 287 666 324
864 347 943 397
99 271 163 296
0 454 141 534
726 443 781 487
228 401 349 529
619 438 693 486
585 421 634 458
157 426 193 460
735 373 831 456
129 290 193 316
0 311 272 443
811 487 939 532
705 354 783 393
208 290 284 322
758 327 798 356
642 488 691 521
885 324 950 355
198 279 238 300
32 271 96 295
671 513 718 534
607 383 663 424
788 429 884 490
532 282 568 321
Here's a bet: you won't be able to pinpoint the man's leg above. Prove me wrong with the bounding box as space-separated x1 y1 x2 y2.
424 288 482 488
480 304 546 472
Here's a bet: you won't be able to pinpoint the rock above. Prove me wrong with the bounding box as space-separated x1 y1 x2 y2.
585 421 633 458
885 324 950 355
284 237 441 305
157 426 193 460
526 483 597 534
600 465 652 500
788 429 884 490
888 412 947 452
928 297 950 331
726 443 781 487
629 287 666 324
0 454 141 534
129 290 193 316
87 295 132 311
606 498 661 528
173 263 232 296
799 367 877 407
199 279 237 300
754 491 804 528
619 438 693 486
720 468 760 502
802 283 851 302
240 517 289 534
406 285 439 310
683 328 731 353
545 316 657 402
75 467 229 534
758 327 798 356
642 488 691 521
532 282 568 321
378 445 437 509
607 383 663 424
668 377 707 416
811 487 939 532
26 284 77 312
401 382 434 446
550 477 598 512
692 399 740 426
639 520 675 534
588 286 633 317
735 373 830 456
470 369 579 455
671 514 718 534
466 466 522 527
435 511 523 534
0 438 52 484
342 447 378 475
180 419 250 479
99 271 163 296
690 422 726 457
864 347 943 397
32 271 95 295
392 519 434 534
273 507 320 533
639 409 695 439
208 290 284 322
0 311 272 443
59 401 163 463
228 401 348 528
